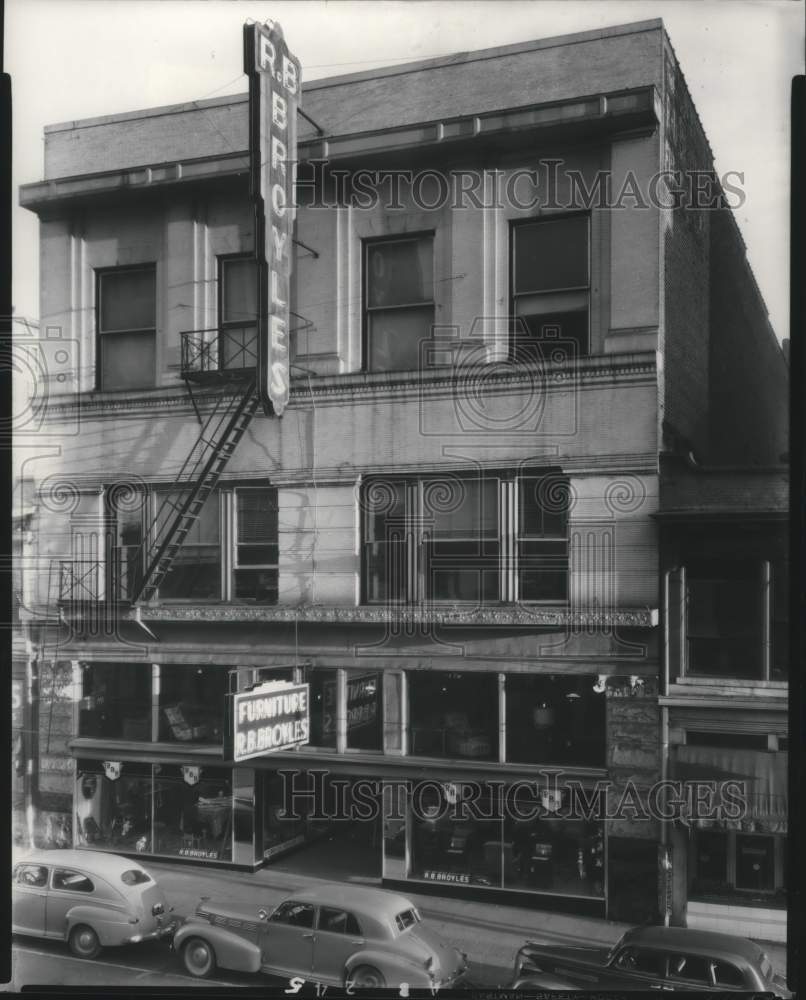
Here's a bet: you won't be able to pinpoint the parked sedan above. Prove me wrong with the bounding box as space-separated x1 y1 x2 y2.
513 924 790 995
12 849 177 959
173 883 468 988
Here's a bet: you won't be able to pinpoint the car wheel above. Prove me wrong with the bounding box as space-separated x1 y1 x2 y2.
348 965 386 989
182 936 217 979
68 924 102 960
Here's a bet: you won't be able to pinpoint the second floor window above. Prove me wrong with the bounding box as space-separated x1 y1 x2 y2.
362 471 569 604
686 559 763 678
97 265 156 391
219 255 258 370
364 234 434 372
511 214 589 363
110 485 278 604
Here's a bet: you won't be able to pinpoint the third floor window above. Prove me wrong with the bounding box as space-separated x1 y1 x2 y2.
96 265 156 391
364 234 434 373
511 214 589 363
218 254 259 371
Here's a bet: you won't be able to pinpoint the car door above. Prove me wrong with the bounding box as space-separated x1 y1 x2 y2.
605 946 671 990
260 901 316 979
665 952 716 991
46 868 95 940
313 907 366 984
12 864 49 937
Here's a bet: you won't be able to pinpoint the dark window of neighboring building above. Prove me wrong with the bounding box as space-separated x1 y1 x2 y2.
517 476 569 601
505 674 606 767
365 235 434 372
155 491 221 600
159 665 226 744
511 215 589 362
234 489 279 603
685 731 769 750
686 560 762 678
345 671 384 751
362 471 569 605
408 672 498 760
219 255 258 370
772 559 788 680
78 662 152 741
97 266 156 390
735 834 775 892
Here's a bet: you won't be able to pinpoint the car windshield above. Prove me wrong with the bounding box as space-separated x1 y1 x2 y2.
394 908 420 932
121 869 151 886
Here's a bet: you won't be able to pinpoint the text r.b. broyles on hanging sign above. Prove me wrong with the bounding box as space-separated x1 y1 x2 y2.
244 21 301 416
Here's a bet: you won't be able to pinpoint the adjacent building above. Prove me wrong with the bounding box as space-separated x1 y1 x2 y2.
17 18 788 935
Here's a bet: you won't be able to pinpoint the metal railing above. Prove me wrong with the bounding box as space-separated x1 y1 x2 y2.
180 326 258 376
59 547 141 604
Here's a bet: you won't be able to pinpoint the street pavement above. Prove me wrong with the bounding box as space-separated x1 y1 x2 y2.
8 834 789 991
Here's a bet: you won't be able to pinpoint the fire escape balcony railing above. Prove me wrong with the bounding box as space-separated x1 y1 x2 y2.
180 327 258 378
59 547 142 605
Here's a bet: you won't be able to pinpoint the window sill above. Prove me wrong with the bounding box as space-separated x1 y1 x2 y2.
674 677 787 690
69 737 224 757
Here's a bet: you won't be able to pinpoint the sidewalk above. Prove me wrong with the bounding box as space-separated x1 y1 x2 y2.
144 854 788 984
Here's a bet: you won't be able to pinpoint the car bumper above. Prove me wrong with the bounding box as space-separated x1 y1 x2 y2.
127 917 179 945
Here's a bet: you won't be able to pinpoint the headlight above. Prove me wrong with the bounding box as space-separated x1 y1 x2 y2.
152 902 165 916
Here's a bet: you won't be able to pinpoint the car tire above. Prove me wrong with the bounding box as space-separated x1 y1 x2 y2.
348 965 386 989
182 936 217 979
68 924 102 960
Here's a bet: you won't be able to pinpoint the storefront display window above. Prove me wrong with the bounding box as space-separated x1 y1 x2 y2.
262 771 310 859
74 760 152 851
154 764 233 861
396 779 605 899
159 665 226 744
78 663 152 741
306 668 338 748
346 671 383 751
408 672 498 760
506 674 606 767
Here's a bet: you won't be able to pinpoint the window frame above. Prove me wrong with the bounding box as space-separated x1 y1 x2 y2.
509 212 591 362
362 231 436 373
362 471 569 606
217 253 259 373
232 487 280 604
95 264 157 392
51 869 95 894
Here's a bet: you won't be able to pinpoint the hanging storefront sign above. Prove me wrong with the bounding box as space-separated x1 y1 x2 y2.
227 681 310 762
181 766 201 786
243 20 301 417
102 761 122 781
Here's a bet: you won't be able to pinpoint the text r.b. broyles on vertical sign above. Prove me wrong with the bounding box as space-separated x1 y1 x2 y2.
244 21 301 416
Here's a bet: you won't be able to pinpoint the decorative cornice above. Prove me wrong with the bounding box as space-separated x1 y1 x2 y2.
40 353 657 422
108 603 659 628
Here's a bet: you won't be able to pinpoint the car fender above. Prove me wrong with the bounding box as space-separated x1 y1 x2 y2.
172 917 261 974
64 904 131 947
344 948 432 989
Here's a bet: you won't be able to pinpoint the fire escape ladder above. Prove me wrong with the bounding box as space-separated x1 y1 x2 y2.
131 377 259 605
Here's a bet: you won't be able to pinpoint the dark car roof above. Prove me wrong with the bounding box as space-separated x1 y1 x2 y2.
619 925 766 965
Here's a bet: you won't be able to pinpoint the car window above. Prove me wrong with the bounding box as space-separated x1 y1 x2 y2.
17 865 48 888
668 953 711 985
613 946 665 976
712 960 745 989
52 869 94 893
269 901 315 928
394 909 419 932
318 907 362 936
121 869 151 886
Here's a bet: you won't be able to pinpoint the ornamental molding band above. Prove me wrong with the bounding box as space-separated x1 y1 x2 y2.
40 355 657 420
121 604 659 628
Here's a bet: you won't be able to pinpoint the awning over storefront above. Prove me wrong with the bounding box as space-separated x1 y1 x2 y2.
672 745 787 834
